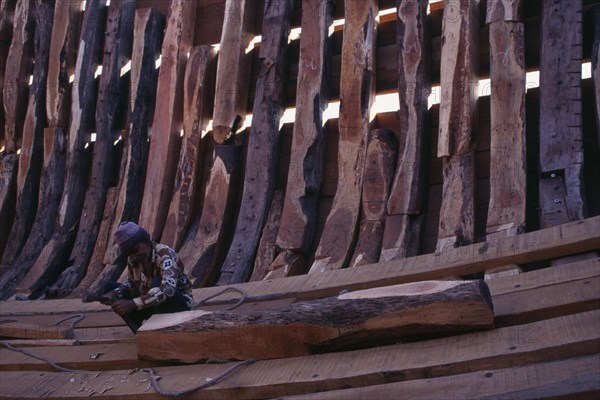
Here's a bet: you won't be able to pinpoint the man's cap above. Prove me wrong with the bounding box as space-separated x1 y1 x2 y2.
113 221 149 264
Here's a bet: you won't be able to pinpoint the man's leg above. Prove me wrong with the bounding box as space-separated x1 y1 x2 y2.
102 281 147 333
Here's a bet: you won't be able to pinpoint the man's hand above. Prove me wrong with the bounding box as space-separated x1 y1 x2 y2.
111 299 137 316
99 291 117 305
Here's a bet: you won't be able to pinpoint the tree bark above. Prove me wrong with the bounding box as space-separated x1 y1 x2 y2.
138 0 196 240
217 0 295 286
137 280 494 362
310 0 377 273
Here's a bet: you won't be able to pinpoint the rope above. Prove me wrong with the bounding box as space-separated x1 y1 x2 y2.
54 313 85 332
196 287 248 311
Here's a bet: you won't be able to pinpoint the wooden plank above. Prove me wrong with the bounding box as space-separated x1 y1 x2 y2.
310 0 377 273
0 152 17 259
281 356 600 400
592 4 600 146
3 311 598 399
0 322 72 340
48 0 136 298
276 0 333 265
350 129 398 267
0 0 17 148
138 0 196 240
486 0 523 23
138 280 493 362
161 46 216 250
539 0 584 228
436 0 478 251
381 0 430 261
251 189 285 281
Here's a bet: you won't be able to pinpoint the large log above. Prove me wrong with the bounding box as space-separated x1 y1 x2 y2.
436 0 478 251
217 0 295 286
350 129 398 268
47 0 136 298
137 280 494 362
593 5 600 147
161 46 216 250
138 0 196 240
17 0 107 299
275 0 333 269
310 0 377 273
251 189 285 281
0 0 17 147
0 153 17 257
1 0 54 267
539 0 584 228
380 0 430 261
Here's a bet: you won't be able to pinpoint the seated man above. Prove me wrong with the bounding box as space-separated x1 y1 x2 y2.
101 221 193 333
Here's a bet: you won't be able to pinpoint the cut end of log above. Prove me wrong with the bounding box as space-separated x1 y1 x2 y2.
138 309 212 332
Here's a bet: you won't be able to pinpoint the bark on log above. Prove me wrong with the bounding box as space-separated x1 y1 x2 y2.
217 0 295 286
103 7 164 266
310 0 377 273
436 0 478 251
137 280 494 362
350 129 398 268
1 0 54 267
138 0 196 240
161 46 216 250
486 1 526 238
251 189 285 281
0 127 66 300
486 0 522 23
381 0 430 261
0 153 17 257
18 0 107 299
276 0 332 258
0 0 17 147
48 0 136 298
591 5 600 150
211 0 254 144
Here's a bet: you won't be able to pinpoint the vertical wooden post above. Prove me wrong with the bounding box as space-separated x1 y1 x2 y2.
0 0 17 148
436 0 479 252
381 0 430 261
251 189 285 280
218 0 295 285
138 0 196 240
591 5 600 147
310 0 377 273
274 0 333 275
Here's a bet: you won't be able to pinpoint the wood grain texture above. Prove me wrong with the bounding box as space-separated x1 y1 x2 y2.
0 153 17 258
486 0 523 23
310 0 377 273
138 280 493 362
591 4 600 149
0 0 16 148
218 0 295 285
138 0 196 240
251 189 285 281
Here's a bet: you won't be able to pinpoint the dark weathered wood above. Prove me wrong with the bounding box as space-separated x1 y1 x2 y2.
103 7 164 266
539 0 584 228
161 46 216 250
0 0 17 148
350 129 398 268
310 0 377 273
138 0 196 240
486 0 523 24
0 322 72 340
48 0 136 298
276 0 332 259
0 128 66 300
211 0 254 144
251 189 285 281
381 0 430 262
218 0 295 286
138 280 494 362
18 0 107 299
591 4 600 148
1 0 54 267
436 0 478 251
0 153 17 258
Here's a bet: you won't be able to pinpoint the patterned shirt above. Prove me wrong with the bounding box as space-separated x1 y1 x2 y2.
118 242 193 310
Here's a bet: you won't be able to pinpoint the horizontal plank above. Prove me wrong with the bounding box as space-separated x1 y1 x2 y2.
1 310 598 398
0 323 72 340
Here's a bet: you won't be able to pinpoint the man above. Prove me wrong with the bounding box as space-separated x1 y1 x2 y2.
101 221 193 333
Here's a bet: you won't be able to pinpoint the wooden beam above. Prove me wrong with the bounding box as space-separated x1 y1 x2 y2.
0 152 17 259
0 0 17 149
217 0 295 285
310 0 377 273
592 4 600 147
138 0 196 240
486 0 522 23
161 46 216 250
138 280 493 362
251 189 285 281
0 322 72 340
381 0 430 261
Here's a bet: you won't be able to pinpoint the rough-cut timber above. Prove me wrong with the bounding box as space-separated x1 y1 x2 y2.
138 0 196 240
218 0 295 286
48 0 136 298
0 0 17 147
436 0 478 251
161 46 216 250
276 0 332 269
594 5 600 146
350 129 398 267
251 189 285 281
17 0 107 299
1 0 54 267
211 0 254 144
486 0 526 238
539 0 584 228
138 280 494 362
310 0 377 273
0 153 17 257
381 0 430 261
103 7 164 266
0 128 66 300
